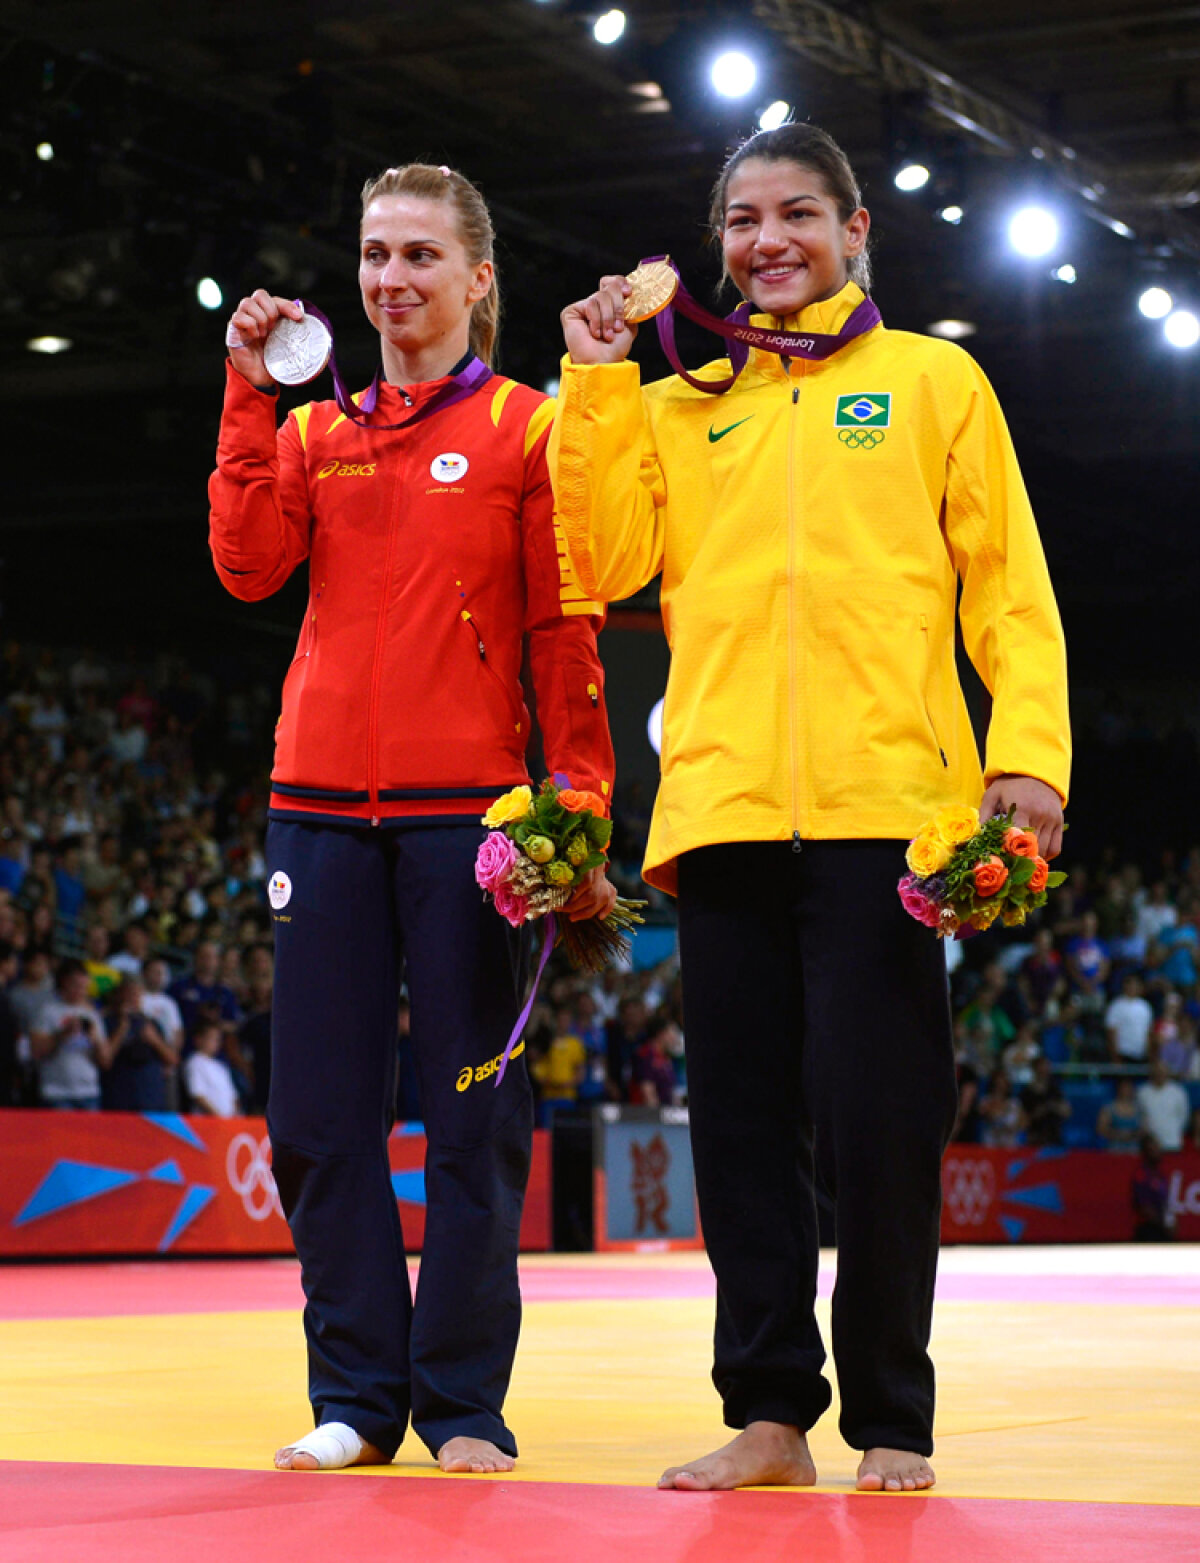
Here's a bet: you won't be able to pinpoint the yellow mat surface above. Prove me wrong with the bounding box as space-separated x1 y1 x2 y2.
1 1252 1197 1505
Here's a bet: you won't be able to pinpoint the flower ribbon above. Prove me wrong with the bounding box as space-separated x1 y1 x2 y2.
301 300 494 429
495 912 556 1089
638 258 882 395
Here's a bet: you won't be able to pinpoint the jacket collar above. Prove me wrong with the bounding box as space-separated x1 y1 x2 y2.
744 280 872 380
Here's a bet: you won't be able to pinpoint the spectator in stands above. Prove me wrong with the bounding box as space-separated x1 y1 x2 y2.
1131 1135 1174 1242
170 939 242 1041
109 921 150 978
1105 974 1154 1066
1001 1021 1040 1088
1064 910 1109 1010
82 832 125 903
958 983 1015 1063
1137 881 1178 946
1151 992 1186 1061
10 945 54 1043
978 1069 1023 1148
631 1016 681 1107
0 828 26 896
1136 1059 1190 1153
31 958 111 1109
102 977 177 1112
52 839 87 938
605 994 648 1100
1020 1057 1070 1148
1160 1015 1198 1081
531 1007 587 1116
950 1051 982 1145
0 940 20 1105
183 1018 240 1117
1097 1078 1142 1154
1017 928 1061 1016
82 924 121 1001
140 957 184 1057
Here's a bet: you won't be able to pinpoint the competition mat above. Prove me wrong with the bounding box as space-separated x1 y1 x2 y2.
1 1246 1197 1561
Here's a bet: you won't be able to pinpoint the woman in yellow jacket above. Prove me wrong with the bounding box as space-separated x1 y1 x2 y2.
553 123 1070 1494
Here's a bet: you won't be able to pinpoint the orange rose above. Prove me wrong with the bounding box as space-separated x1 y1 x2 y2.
973 856 1009 897
1003 826 1039 859
1029 856 1049 894
558 788 607 817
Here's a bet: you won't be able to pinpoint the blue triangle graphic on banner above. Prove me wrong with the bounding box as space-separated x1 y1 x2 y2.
391 1170 427 1206
1000 1215 1026 1243
157 1186 216 1252
146 1160 186 1186
1001 1183 1064 1214
143 1114 207 1150
14 1160 139 1226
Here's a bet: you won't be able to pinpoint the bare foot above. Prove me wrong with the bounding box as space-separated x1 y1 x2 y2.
856 1448 936 1493
657 1421 817 1491
438 1436 515 1474
274 1432 388 1471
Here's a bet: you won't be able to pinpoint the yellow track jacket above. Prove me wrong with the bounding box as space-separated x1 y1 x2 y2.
549 281 1071 895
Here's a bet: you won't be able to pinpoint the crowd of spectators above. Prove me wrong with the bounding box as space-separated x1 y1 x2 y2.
2 638 1200 1154
949 854 1200 1156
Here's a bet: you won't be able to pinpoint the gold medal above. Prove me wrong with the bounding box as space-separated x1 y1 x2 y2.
623 259 678 323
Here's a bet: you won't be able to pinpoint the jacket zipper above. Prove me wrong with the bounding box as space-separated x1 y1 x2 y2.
920 614 950 768
366 470 405 825
787 378 803 852
460 609 523 735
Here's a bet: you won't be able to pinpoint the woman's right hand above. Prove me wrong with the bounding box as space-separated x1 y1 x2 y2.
225 289 305 387
561 275 639 365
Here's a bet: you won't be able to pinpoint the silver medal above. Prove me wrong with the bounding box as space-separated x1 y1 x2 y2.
264 310 332 386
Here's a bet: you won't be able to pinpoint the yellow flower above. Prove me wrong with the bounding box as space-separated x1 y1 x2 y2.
906 830 952 877
930 803 980 848
482 785 532 828
973 902 1003 931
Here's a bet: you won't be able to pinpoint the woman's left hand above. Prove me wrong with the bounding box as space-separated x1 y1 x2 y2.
565 864 618 922
978 774 1064 860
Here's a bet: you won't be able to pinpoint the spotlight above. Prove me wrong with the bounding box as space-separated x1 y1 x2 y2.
927 320 977 340
1051 264 1077 284
1008 205 1058 258
196 277 224 311
36 141 54 162
593 9 625 45
543 376 560 397
893 160 931 193
1138 286 1173 320
711 50 757 99
937 204 964 225
1164 309 1200 349
758 100 790 132
27 335 73 354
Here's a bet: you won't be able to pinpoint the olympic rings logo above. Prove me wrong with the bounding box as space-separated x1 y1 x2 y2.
837 428 886 449
226 1132 283 1222
942 1157 995 1226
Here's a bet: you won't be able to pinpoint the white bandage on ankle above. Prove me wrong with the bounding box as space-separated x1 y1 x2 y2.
280 1421 366 1470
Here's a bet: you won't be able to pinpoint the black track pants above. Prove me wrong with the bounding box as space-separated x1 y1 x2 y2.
676 840 957 1456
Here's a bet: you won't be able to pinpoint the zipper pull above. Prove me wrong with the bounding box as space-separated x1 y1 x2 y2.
792 831 803 853
587 682 599 708
477 637 486 659
403 391 414 407
370 815 380 828
792 386 799 404
939 748 949 768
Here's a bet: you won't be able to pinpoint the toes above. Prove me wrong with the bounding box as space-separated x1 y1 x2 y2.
856 1472 885 1492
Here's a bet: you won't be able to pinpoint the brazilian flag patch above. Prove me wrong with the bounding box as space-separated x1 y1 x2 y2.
835 393 891 428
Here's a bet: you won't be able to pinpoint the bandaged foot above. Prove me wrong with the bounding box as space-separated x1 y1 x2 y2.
274 1421 387 1471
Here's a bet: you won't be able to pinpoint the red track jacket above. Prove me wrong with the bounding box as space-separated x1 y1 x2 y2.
209 362 614 825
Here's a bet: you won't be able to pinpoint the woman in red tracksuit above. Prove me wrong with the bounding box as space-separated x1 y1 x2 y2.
209 162 615 1474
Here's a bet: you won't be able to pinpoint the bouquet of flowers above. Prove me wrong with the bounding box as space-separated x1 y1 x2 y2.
475 780 645 971
898 804 1066 938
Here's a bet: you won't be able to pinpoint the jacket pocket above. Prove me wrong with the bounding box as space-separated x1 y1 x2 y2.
920 614 950 768
458 608 524 736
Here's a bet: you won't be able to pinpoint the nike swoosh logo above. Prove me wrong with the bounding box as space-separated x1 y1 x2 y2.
708 415 755 443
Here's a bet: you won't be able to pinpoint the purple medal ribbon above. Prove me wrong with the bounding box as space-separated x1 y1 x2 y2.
494 913 557 1089
301 300 494 429
638 259 882 395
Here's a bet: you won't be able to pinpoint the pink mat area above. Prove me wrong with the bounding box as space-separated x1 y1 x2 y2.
1 1462 1196 1563
3 1257 1199 1320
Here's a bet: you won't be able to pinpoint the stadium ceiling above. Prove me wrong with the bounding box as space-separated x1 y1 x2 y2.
2 0 1199 465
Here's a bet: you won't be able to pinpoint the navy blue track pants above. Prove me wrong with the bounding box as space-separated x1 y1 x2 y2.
265 818 533 1459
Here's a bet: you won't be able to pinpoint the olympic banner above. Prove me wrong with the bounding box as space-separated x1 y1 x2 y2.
0 1111 551 1257
940 1145 1200 1244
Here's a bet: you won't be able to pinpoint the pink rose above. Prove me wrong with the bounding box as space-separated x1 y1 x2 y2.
475 830 519 893
898 872 942 928
492 882 531 928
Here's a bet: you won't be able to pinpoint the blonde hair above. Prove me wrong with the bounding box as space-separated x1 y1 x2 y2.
360 163 500 366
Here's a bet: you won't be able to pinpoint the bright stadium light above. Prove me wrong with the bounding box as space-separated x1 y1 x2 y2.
1008 205 1059 258
937 204 964 225
36 141 54 161
893 160 931 193
927 319 977 340
593 9 625 45
1164 308 1200 349
711 50 757 98
1138 286 1173 319
1051 264 1077 284
196 277 224 310
758 100 790 131
27 335 73 354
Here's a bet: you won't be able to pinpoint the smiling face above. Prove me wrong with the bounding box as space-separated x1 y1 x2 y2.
721 158 869 316
359 194 493 369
